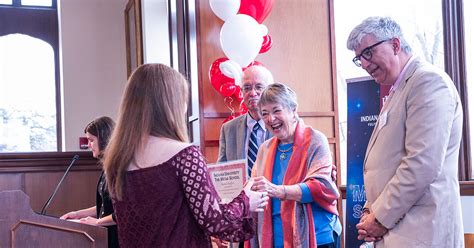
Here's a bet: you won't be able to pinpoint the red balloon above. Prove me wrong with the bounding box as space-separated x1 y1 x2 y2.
209 57 234 93
220 83 237 97
259 35 272 54
233 87 243 101
244 60 264 70
223 115 236 124
238 0 274 24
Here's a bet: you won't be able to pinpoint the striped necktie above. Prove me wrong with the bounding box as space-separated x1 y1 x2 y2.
247 124 260 178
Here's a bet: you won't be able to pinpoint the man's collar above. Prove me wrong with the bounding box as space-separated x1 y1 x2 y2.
246 113 266 131
390 55 415 93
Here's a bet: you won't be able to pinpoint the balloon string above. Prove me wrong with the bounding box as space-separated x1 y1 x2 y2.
224 97 235 116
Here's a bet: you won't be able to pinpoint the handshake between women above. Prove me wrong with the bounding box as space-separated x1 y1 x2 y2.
244 178 270 212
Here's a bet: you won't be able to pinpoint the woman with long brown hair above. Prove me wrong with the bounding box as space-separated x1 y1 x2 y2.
61 116 118 248
104 63 268 247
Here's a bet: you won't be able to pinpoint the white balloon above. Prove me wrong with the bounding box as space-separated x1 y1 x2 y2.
209 0 240 21
259 24 268 36
220 14 263 68
220 60 243 84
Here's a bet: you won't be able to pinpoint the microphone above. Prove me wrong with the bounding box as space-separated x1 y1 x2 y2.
41 154 80 215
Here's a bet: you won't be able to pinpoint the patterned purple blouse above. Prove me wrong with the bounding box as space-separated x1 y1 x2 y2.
113 146 255 247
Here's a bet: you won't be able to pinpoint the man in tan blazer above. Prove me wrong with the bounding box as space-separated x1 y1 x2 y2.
347 16 464 247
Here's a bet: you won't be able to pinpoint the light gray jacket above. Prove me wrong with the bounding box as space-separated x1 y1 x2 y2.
364 58 464 247
217 114 271 162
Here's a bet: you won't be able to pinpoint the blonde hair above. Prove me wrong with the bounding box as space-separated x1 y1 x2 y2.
104 63 189 200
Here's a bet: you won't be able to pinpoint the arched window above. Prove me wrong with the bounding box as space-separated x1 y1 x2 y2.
0 34 57 151
0 0 60 152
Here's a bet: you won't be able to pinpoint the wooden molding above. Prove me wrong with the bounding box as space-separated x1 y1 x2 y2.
460 181 474 195
0 151 99 173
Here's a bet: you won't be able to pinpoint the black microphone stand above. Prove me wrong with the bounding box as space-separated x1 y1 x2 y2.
41 154 80 215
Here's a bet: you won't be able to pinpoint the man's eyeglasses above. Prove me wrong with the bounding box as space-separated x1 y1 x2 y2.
242 83 265 93
352 39 390 67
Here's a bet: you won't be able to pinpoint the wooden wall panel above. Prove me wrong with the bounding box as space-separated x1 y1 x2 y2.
0 152 101 217
301 116 335 139
203 118 226 141
197 0 231 115
204 146 219 164
258 0 333 113
0 173 23 191
330 144 336 163
25 171 100 216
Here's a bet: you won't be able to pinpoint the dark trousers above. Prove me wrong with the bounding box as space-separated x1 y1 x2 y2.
244 231 341 248
317 231 341 248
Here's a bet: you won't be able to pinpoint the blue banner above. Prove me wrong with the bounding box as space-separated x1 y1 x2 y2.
345 77 380 248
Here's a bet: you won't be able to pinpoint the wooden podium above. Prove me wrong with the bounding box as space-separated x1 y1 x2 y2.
0 190 108 247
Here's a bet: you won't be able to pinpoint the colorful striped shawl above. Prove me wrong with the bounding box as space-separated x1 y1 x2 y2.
250 121 340 248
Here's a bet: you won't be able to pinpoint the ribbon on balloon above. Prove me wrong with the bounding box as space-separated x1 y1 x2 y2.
223 96 236 124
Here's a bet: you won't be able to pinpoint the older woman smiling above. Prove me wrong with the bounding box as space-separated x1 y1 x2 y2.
251 83 341 248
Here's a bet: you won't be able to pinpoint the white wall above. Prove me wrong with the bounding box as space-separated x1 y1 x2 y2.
60 0 128 151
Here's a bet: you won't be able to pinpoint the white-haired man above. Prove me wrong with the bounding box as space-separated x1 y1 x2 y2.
348 16 464 247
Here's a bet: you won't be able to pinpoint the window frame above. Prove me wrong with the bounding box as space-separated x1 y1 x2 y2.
0 0 61 152
3 0 56 8
442 0 474 194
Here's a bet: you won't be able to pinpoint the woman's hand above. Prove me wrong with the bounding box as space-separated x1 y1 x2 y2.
243 178 269 212
252 176 285 199
60 211 80 220
60 207 96 220
210 237 229 248
79 216 100 226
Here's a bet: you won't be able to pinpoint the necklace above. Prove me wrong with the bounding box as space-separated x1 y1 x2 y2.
277 145 293 161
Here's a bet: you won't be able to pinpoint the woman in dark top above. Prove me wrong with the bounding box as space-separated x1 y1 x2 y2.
103 63 269 247
60 116 118 248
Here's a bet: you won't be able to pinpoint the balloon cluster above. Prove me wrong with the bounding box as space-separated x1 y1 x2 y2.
208 0 274 123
